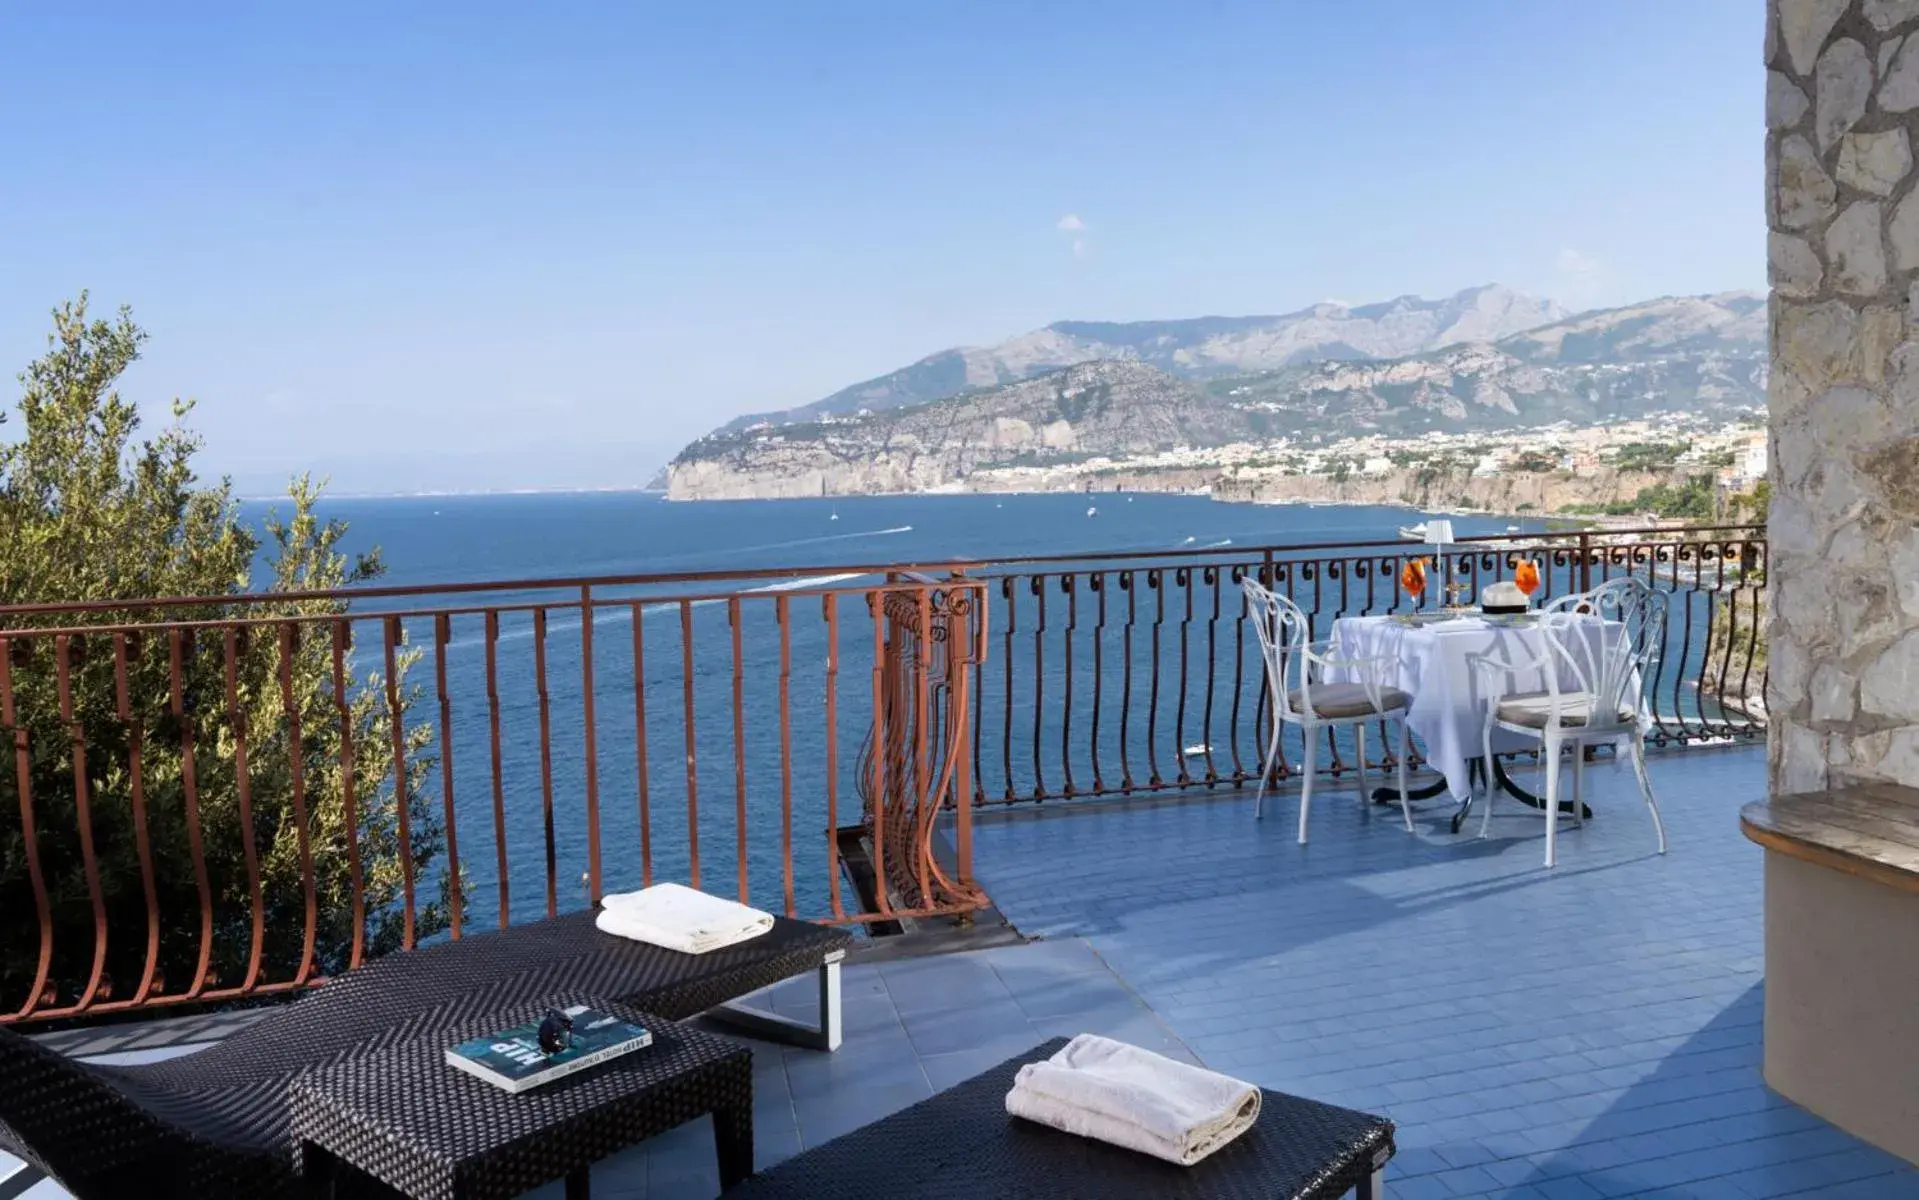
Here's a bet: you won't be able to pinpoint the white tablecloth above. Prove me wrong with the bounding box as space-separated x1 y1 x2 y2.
1325 614 1627 803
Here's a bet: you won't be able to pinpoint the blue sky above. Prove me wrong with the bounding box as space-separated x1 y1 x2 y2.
0 1 1760 494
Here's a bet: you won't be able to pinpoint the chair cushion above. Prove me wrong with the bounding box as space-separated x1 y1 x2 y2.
1291 682 1411 719
1495 691 1634 729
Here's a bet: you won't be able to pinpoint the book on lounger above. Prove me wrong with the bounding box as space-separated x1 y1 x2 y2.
445 1005 652 1093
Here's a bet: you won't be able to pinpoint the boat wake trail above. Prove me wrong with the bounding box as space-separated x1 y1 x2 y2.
715 525 914 559
438 573 877 650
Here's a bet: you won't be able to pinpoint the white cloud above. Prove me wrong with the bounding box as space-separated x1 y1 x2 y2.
1056 213 1085 233
1555 247 1603 278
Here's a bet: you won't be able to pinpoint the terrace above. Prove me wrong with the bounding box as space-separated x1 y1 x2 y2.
11 725 1917 1197
8 518 1908 1198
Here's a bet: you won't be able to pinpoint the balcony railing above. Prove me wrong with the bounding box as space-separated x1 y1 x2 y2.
965 522 1767 805
0 521 1764 1023
0 568 987 1024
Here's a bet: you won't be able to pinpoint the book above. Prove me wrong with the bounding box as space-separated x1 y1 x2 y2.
444 1005 653 1094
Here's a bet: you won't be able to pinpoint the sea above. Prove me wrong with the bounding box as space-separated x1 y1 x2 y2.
223 492 1584 932
260 491 1508 591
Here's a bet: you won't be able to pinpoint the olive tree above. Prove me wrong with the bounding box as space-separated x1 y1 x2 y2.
0 295 447 1013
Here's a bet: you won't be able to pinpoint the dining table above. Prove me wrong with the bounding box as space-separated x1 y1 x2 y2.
1325 610 1632 831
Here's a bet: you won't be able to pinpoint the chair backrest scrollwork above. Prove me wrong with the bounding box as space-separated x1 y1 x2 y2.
1241 577 1314 721
1540 577 1669 719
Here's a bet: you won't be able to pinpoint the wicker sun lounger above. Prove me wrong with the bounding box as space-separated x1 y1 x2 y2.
0 910 850 1200
729 1038 1396 1200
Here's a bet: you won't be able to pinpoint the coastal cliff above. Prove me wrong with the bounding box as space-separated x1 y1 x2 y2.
668 447 1676 518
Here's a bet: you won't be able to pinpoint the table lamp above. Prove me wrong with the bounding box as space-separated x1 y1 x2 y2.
1423 520 1461 609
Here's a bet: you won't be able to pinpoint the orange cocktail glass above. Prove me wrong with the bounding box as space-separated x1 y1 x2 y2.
1514 559 1541 599
1400 557 1427 606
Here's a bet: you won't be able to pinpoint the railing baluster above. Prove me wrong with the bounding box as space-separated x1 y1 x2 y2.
680 600 701 889
730 596 748 904
1030 575 1046 800
1653 542 1685 741
276 625 319 982
1089 572 1105 794
1670 552 1696 743
1 640 54 1019
1147 570 1164 788
49 637 106 1008
110 635 162 1004
1227 566 1247 784
580 585 603 905
867 591 891 915
1060 574 1076 797
777 594 795 918
485 612 509 928
219 628 266 990
1173 568 1192 786
532 608 556 918
431 616 463 939
1119 571 1136 793
1734 539 1763 733
1000 576 1016 801
630 602 652 889
1712 542 1740 740
1201 566 1220 784
381 617 419 948
823 593 844 921
328 623 365 971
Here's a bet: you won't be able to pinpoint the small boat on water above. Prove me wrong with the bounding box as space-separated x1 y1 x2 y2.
1398 522 1429 541
1086 506 1098 517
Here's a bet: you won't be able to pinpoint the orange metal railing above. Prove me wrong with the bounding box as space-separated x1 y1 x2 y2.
0 567 988 1024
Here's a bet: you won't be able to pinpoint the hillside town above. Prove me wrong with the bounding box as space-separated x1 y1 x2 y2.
958 409 1769 518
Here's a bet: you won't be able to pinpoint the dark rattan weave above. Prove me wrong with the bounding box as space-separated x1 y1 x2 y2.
292 1001 751 1200
0 912 849 1200
726 1038 1395 1200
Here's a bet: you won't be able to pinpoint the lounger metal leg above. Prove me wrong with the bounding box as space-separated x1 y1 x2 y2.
708 951 844 1051
0 1163 46 1200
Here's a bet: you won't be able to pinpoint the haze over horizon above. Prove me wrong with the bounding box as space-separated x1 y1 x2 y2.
1 1 1760 496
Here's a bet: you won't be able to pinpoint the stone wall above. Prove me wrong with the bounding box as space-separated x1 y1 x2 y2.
1769 0 1919 791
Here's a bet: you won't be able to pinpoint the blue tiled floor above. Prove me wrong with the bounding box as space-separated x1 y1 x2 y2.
967 744 1919 1199
9 745 1915 1199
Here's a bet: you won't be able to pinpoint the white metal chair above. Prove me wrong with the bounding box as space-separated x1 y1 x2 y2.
1242 577 1414 844
1469 576 1669 867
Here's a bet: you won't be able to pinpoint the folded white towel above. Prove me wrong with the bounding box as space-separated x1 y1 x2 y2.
594 883 774 955
1004 1034 1261 1166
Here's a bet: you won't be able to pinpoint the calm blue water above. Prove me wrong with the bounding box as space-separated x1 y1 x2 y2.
262 492 1503 590
231 493 1733 933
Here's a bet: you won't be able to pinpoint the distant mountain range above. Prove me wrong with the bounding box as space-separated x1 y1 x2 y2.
670 287 1765 500
719 284 1567 433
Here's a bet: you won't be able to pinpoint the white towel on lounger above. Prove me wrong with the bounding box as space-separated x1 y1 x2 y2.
594 883 774 955
1004 1034 1261 1166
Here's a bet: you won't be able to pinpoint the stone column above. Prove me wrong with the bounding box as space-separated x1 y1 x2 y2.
1769 0 1919 793
1765 3 1919 1167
